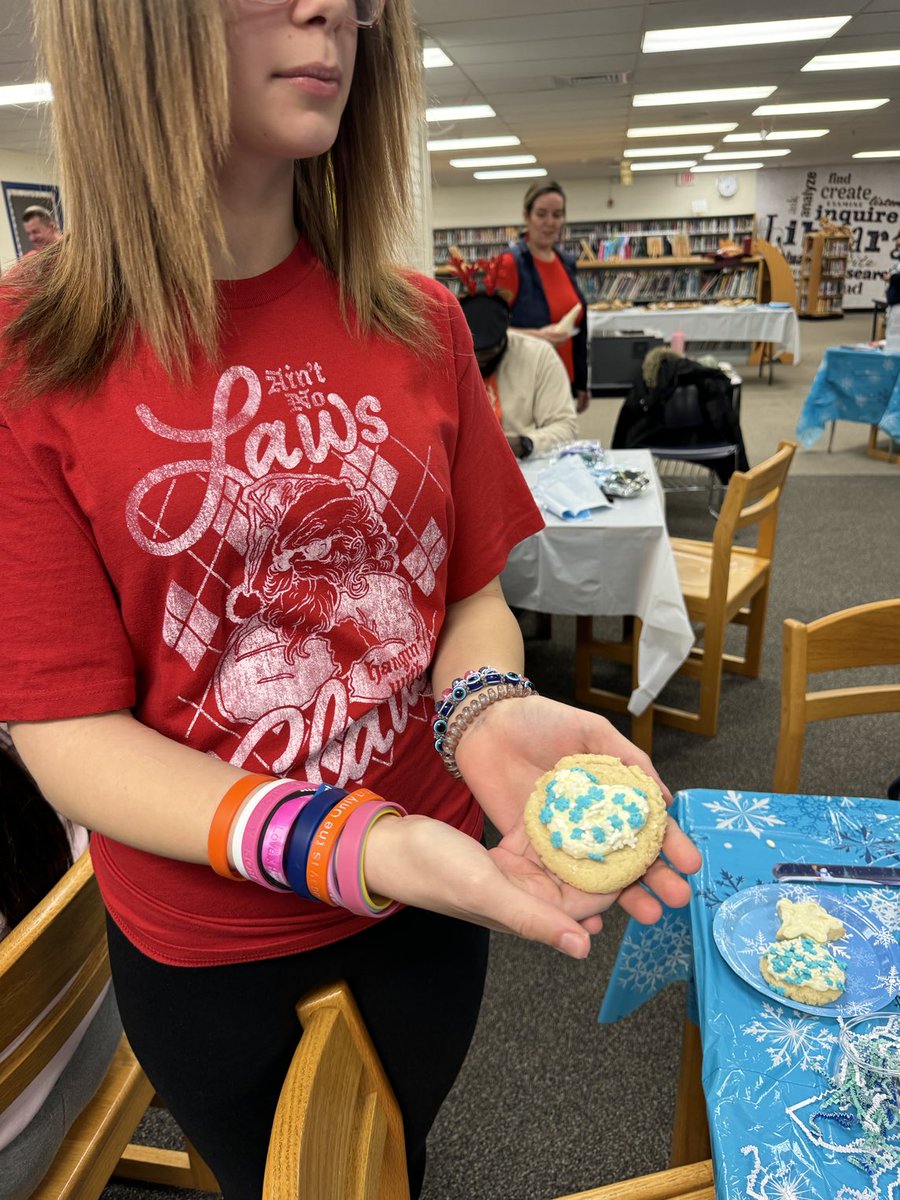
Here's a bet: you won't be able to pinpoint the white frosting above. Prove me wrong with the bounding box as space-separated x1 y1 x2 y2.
763 936 845 995
538 767 650 861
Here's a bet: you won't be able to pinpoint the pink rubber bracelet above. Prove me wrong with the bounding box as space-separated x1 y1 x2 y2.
241 780 312 891
229 781 281 882
334 801 406 918
260 791 315 888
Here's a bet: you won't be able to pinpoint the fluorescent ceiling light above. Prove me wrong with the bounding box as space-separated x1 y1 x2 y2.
427 135 521 151
426 104 495 122
642 17 850 53
449 155 536 167
692 162 765 172
474 168 548 180
423 47 453 69
852 149 900 158
627 122 738 137
754 99 889 115
629 160 698 171
624 144 713 157
634 86 776 107
704 149 790 158
724 129 829 141
0 81 53 105
803 50 900 71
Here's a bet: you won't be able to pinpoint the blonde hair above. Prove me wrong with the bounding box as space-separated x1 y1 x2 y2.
4 0 427 399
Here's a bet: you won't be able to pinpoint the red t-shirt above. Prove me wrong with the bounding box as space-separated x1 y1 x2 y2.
496 250 583 384
0 242 543 966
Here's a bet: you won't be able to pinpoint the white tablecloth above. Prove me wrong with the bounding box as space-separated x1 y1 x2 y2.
501 450 694 716
587 304 801 363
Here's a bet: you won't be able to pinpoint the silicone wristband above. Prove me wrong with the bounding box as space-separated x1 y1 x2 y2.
305 788 383 905
259 791 315 888
241 780 312 891
228 782 274 882
334 801 406 917
283 786 349 901
208 773 275 881
327 846 343 906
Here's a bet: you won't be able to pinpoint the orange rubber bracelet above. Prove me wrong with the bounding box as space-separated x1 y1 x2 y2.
208 774 276 881
305 787 384 904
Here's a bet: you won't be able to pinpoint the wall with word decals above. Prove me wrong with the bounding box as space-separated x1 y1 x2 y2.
756 163 900 310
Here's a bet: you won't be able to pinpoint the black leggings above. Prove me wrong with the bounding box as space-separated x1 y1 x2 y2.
106 908 489 1200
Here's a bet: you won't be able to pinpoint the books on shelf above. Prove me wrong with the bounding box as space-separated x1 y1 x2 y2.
579 263 760 305
433 214 755 270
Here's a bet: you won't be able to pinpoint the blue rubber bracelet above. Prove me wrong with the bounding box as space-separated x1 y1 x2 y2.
284 785 349 901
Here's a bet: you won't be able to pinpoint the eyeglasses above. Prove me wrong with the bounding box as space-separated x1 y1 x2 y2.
247 0 385 28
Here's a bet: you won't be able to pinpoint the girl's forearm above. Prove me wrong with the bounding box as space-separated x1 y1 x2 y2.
10 711 249 863
430 578 524 698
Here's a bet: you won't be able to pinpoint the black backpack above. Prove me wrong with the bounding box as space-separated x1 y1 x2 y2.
611 355 749 484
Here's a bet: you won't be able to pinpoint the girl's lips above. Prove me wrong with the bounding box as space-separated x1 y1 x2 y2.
279 74 340 98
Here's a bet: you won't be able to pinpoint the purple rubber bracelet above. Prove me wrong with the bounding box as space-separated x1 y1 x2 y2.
334 801 406 918
258 786 316 889
241 780 308 891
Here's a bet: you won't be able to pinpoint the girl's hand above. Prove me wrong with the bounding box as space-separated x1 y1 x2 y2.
538 324 572 346
362 813 594 959
454 695 702 924
575 389 591 414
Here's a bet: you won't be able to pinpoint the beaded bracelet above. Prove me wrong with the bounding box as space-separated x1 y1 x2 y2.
432 666 534 754
439 681 537 779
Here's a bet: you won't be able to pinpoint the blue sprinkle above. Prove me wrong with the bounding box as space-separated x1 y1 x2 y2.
571 827 584 840
588 852 606 862
539 805 553 825
591 826 606 842
609 813 623 830
551 832 563 849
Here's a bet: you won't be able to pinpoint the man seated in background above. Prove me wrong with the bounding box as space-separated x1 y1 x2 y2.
21 205 61 252
461 292 578 459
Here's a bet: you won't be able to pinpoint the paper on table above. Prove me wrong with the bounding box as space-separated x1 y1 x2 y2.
532 455 611 520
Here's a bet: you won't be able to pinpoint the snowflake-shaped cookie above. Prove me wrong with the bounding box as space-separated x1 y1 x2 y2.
775 897 846 944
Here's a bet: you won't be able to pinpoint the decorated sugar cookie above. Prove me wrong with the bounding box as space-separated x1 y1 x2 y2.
523 754 667 893
760 935 845 1006
775 897 846 944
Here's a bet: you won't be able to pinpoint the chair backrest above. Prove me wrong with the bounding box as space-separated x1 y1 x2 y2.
774 598 900 792
708 439 796 600
264 981 410 1200
0 851 109 1115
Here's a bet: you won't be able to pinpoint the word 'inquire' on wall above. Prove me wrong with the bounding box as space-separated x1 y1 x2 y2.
756 164 900 308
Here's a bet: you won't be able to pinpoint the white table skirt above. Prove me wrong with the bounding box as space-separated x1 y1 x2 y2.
587 304 801 363
502 450 695 716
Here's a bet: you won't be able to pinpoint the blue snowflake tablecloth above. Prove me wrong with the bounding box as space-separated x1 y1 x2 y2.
599 789 900 1200
796 345 900 448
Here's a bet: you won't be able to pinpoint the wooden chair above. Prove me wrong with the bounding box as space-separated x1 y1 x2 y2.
264 980 409 1200
577 440 796 742
0 851 217 1199
551 1159 714 1199
773 598 900 793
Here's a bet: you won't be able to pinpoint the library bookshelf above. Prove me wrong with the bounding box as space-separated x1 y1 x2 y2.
432 214 756 269
799 227 850 319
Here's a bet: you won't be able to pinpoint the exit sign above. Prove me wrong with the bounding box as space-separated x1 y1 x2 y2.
675 171 695 186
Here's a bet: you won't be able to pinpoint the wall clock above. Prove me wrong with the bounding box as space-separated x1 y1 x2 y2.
716 173 738 198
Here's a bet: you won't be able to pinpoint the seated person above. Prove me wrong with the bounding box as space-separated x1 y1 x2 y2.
0 736 122 1200
460 293 578 459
